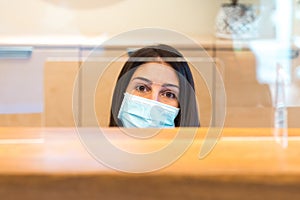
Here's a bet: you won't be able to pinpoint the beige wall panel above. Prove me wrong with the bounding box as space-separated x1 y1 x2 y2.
225 83 272 107
288 107 300 128
225 107 274 127
189 50 213 127
44 61 79 126
216 49 274 127
94 61 124 127
0 114 42 127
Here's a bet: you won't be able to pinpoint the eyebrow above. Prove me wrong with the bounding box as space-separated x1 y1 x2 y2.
132 77 179 89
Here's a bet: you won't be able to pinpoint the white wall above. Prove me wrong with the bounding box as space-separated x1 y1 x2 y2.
0 0 221 38
0 0 271 40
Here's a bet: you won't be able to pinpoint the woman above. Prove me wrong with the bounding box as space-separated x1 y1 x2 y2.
109 44 200 127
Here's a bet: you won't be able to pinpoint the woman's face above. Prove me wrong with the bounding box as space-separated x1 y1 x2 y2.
126 62 180 108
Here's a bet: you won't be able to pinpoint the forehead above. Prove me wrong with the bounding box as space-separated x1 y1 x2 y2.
131 62 179 85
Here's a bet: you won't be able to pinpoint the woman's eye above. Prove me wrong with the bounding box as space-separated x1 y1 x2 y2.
135 85 150 93
162 91 177 99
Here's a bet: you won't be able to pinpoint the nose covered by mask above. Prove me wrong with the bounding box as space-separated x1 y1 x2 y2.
118 93 179 128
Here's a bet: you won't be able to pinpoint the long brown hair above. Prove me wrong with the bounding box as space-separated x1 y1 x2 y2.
109 44 200 127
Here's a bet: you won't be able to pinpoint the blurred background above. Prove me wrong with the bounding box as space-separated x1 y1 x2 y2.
0 0 299 129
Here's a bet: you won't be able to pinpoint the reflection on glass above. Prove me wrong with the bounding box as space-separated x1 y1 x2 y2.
274 64 288 148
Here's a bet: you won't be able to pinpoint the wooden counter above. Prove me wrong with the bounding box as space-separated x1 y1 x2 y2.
0 127 300 199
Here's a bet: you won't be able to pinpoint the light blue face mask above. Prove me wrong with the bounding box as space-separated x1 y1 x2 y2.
117 93 180 128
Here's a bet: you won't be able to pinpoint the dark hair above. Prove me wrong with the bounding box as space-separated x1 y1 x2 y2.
109 44 200 127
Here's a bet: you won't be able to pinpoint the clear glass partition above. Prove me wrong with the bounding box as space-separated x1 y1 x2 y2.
0 45 80 127
0 0 299 129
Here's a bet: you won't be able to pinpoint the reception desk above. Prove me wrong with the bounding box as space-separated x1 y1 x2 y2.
0 127 300 199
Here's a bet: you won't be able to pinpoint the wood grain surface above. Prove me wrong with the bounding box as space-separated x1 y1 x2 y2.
0 127 299 199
